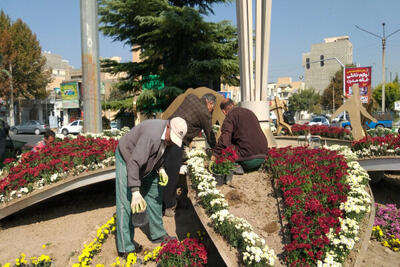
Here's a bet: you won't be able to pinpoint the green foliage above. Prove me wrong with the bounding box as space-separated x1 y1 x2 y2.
393 73 399 84
288 88 321 114
135 86 183 116
98 0 239 93
102 97 134 111
372 82 400 111
321 69 344 110
0 10 51 100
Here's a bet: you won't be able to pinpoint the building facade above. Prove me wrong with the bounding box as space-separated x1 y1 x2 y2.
302 36 353 94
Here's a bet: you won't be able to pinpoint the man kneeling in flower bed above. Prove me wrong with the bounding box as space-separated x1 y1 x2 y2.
115 117 187 258
214 98 268 173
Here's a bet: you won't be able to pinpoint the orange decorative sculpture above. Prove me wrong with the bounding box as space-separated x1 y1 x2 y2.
270 96 292 135
331 84 377 141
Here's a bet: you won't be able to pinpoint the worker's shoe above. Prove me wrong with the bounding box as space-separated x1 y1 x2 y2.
118 244 143 258
151 234 176 244
164 203 177 217
233 165 244 175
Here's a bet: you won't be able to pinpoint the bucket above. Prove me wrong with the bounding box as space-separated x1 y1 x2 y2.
132 211 149 227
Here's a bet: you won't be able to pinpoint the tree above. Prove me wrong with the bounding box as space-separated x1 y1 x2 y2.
321 68 344 111
372 82 400 111
394 73 399 84
98 0 239 114
288 88 321 114
0 11 51 100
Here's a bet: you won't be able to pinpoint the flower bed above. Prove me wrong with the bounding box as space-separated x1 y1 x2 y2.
351 134 400 158
266 145 371 266
1 253 52 267
186 149 276 267
372 203 400 252
0 134 119 203
290 124 352 140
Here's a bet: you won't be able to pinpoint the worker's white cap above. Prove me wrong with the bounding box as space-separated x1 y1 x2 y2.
169 117 187 147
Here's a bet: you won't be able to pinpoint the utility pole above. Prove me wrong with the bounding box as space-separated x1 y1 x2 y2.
80 0 102 133
356 23 400 112
9 63 14 127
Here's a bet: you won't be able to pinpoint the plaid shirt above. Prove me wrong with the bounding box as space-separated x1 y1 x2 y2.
169 94 216 148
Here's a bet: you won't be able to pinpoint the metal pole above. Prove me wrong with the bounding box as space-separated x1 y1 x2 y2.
382 24 386 111
332 86 335 112
80 0 102 133
355 23 400 112
9 63 14 127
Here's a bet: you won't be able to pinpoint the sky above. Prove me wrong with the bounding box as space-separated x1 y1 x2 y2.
1 0 400 87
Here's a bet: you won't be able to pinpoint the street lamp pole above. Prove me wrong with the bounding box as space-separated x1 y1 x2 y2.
355 23 400 112
9 63 14 126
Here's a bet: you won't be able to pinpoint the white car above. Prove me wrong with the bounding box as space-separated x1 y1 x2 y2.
60 120 83 135
308 116 330 126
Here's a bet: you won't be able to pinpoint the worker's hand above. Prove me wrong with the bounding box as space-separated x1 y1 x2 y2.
158 168 168 186
131 191 147 214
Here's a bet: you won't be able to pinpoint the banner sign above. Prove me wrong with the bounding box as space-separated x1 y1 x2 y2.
60 82 80 108
345 66 372 103
142 75 164 90
217 91 232 99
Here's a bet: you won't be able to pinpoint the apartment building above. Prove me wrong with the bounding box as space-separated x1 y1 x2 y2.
302 36 353 93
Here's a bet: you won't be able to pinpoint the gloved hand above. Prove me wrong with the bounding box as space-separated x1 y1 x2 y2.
159 168 168 186
131 191 147 214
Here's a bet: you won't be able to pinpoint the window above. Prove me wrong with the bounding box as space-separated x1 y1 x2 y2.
71 121 78 126
306 58 310 69
320 55 324 67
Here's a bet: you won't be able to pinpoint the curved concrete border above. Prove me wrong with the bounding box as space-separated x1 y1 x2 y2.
186 176 240 267
357 158 400 171
0 166 115 220
275 135 352 147
354 184 376 267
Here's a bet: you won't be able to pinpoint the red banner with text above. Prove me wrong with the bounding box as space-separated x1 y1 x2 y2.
345 66 372 103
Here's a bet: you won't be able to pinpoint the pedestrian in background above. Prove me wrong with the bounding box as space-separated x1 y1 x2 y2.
32 129 55 152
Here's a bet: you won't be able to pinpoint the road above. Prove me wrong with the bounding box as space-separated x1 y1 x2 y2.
8 133 42 147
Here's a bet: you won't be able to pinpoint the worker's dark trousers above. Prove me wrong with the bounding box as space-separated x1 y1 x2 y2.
163 144 183 209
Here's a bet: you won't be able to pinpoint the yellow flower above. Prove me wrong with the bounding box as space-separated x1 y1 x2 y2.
2 263 11 267
382 240 390 247
42 244 46 249
186 232 191 238
96 264 105 267
126 252 137 266
144 252 153 262
393 247 399 252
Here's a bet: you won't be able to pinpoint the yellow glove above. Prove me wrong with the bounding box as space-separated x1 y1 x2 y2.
159 168 168 186
131 191 147 214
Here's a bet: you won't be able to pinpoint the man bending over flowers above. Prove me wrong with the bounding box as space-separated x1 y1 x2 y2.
115 117 187 258
214 98 268 173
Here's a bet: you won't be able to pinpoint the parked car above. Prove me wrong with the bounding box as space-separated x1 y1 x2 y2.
60 120 83 135
309 116 330 126
331 112 393 130
10 120 49 135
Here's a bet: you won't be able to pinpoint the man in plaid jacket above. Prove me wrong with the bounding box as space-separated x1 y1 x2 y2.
164 93 216 216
